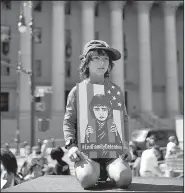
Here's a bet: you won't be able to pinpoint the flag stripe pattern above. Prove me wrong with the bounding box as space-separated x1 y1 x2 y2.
78 83 88 143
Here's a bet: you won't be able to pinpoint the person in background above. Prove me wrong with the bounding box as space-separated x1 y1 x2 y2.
165 136 180 159
25 145 31 157
139 145 164 177
3 143 10 151
23 142 28 156
29 146 48 178
128 141 141 176
1 148 18 189
129 141 138 162
41 139 49 157
21 145 48 180
146 135 164 161
42 166 56 175
19 145 32 178
50 147 70 175
23 141 28 148
37 139 42 150
51 138 56 148
146 134 156 149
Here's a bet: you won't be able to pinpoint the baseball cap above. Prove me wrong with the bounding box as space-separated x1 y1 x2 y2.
79 40 121 61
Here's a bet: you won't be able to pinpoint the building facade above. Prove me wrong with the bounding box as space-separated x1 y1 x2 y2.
1 1 184 145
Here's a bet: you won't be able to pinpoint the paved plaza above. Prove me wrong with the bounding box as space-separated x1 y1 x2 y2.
2 175 184 192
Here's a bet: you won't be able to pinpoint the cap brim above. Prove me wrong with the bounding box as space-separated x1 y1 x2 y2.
91 47 121 61
79 47 121 61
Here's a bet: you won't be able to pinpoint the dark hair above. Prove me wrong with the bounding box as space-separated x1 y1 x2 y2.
0 148 18 175
50 147 64 162
89 94 112 119
78 49 115 80
153 145 160 151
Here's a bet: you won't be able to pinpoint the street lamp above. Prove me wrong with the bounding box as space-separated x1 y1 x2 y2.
14 50 22 156
18 1 36 149
1 53 30 156
17 14 27 33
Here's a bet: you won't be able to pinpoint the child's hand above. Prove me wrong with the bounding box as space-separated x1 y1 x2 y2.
85 125 94 142
110 122 118 136
67 146 87 163
120 149 132 162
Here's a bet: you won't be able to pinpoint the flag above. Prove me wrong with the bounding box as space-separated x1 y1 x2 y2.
76 82 125 158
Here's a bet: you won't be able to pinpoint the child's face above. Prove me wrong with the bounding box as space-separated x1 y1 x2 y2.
93 105 109 122
89 51 109 77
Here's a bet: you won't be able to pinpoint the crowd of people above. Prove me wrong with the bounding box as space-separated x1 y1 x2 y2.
1 139 70 190
1 134 182 189
128 134 182 178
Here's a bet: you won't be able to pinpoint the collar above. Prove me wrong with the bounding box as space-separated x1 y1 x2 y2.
83 78 109 85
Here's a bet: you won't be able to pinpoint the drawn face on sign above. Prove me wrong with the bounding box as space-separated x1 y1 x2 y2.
89 94 112 122
93 105 109 122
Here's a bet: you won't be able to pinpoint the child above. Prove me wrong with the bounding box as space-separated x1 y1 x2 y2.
50 147 70 175
63 40 132 189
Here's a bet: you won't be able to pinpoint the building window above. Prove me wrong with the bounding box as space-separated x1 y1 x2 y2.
177 50 180 64
95 31 99 40
0 92 9 112
1 59 10 76
34 27 42 44
34 1 42 12
1 1 11 10
124 33 128 79
1 25 11 56
125 91 128 111
95 3 99 17
124 33 128 61
65 60 71 78
122 8 125 20
65 29 72 58
2 66 10 76
65 29 72 78
65 2 71 15
35 60 42 77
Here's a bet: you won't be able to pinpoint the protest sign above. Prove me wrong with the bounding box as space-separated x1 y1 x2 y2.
77 82 126 158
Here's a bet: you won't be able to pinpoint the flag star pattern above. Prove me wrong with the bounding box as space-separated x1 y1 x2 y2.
105 85 123 110
107 90 111 94
112 96 116 100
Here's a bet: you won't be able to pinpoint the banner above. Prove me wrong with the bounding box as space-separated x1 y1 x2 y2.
35 86 52 118
77 82 126 159
35 86 52 132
